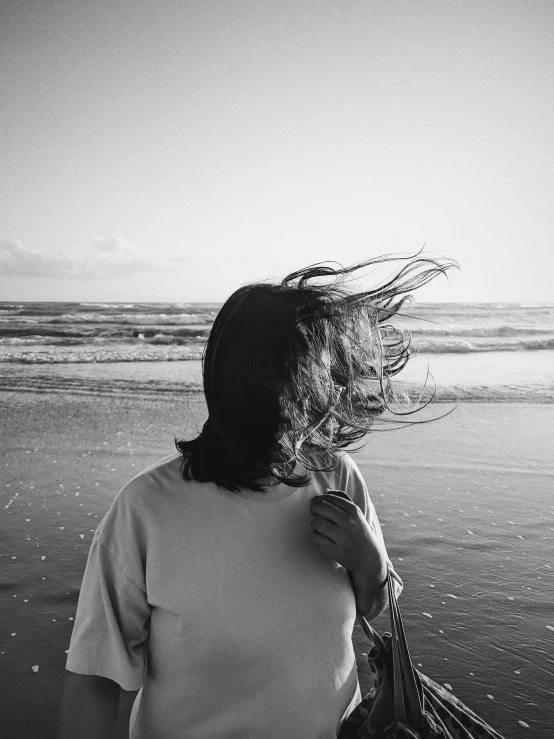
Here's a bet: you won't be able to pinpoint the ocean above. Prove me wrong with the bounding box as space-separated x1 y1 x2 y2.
0 301 553 401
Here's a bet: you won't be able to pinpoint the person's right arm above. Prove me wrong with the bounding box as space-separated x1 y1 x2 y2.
57 671 121 739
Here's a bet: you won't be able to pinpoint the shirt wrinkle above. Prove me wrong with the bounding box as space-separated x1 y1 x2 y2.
96 538 147 595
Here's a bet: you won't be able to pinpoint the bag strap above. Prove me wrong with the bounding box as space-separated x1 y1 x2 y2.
387 573 424 727
386 574 406 723
357 567 425 729
357 567 404 650
357 612 389 654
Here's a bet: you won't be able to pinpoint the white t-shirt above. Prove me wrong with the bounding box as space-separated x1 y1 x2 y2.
66 450 399 739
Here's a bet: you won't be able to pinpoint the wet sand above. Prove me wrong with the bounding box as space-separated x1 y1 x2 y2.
1 393 553 738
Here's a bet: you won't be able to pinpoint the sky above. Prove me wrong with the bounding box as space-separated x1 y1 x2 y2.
1 0 553 303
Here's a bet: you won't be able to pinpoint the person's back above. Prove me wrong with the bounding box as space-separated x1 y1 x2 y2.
58 252 457 739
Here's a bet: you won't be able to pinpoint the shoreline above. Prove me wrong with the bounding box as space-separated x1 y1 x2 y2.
1 387 552 403
3 349 553 403
1 389 553 402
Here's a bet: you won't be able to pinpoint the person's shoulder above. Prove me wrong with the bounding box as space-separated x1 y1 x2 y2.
333 449 356 466
331 449 363 478
95 453 186 545
124 452 183 489
328 450 368 506
117 452 184 507
303 447 362 489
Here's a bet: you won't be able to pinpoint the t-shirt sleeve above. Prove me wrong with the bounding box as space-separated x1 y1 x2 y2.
65 525 151 691
339 452 404 600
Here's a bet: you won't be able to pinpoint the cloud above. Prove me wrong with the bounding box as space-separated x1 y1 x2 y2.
89 235 173 274
0 239 83 278
0 236 184 279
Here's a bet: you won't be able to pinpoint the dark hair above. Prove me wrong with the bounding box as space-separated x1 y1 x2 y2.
176 251 458 492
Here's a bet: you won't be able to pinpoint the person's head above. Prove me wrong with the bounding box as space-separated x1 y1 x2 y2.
176 251 458 492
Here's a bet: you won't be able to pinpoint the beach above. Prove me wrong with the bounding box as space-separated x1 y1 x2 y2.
1 391 553 738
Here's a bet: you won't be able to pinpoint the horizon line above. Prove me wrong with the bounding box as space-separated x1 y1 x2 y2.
1 299 552 306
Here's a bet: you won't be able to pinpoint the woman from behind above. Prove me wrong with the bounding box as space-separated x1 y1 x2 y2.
58 251 457 739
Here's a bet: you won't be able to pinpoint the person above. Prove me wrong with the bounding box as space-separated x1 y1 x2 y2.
57 252 457 739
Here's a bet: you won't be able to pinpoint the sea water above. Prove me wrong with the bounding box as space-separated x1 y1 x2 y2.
0 301 552 401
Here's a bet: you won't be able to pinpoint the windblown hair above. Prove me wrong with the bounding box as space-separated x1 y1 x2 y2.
176 251 458 492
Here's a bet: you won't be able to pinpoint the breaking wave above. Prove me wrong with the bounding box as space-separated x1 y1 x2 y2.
1 334 554 361
413 336 554 353
0 348 203 363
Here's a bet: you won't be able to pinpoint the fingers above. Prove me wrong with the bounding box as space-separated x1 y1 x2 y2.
310 492 356 515
310 490 363 563
310 499 344 526
311 530 336 555
321 492 354 511
311 515 339 543
326 489 353 503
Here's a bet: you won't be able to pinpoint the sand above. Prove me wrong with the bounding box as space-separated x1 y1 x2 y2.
1 392 553 738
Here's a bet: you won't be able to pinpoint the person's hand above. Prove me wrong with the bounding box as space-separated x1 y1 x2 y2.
309 489 386 578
